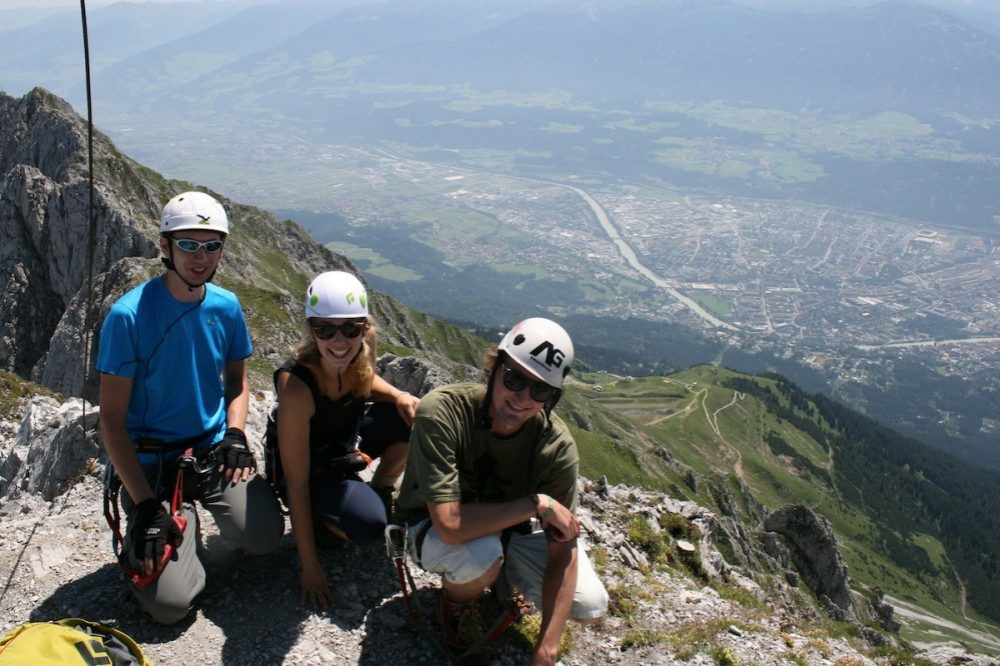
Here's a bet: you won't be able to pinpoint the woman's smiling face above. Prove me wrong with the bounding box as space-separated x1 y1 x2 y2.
310 318 367 368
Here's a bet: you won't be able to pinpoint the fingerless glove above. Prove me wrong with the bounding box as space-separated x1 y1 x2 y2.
216 427 256 471
132 498 183 564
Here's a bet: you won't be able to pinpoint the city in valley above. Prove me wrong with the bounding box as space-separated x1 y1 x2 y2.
213 141 999 452
286 148 998 374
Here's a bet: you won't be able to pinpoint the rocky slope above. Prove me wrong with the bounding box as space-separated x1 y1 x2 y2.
2 365 993 666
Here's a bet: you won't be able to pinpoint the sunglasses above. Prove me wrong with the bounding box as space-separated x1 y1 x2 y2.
173 238 224 253
310 320 367 340
501 365 558 403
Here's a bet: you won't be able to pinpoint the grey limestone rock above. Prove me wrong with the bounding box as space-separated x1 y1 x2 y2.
375 352 470 397
0 395 100 501
764 503 854 620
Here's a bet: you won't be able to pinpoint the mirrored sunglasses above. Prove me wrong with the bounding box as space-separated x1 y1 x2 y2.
501 365 558 403
310 320 366 340
173 238 224 253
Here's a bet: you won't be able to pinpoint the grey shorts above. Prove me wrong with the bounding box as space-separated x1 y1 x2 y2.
407 518 608 620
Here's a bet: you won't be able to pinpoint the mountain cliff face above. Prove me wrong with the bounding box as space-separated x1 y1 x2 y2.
0 88 357 399
1 89 154 391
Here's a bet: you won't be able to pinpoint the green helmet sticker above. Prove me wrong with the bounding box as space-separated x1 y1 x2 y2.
310 294 319 307
360 293 367 309
346 292 356 305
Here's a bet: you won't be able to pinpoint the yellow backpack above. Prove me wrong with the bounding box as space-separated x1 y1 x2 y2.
0 618 153 666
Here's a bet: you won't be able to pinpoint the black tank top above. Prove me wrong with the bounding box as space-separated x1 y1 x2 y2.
275 360 367 459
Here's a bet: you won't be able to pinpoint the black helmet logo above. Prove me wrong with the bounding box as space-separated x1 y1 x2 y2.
530 340 565 369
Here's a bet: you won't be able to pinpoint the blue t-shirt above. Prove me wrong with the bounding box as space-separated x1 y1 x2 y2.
97 276 253 451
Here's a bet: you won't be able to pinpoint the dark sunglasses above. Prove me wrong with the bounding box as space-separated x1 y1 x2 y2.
501 365 558 403
173 238 224 253
310 320 367 340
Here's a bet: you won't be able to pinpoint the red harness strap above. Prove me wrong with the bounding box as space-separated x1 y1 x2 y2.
384 524 532 659
102 448 192 589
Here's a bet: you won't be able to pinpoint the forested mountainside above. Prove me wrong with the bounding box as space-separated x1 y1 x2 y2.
725 374 1000 622
558 364 1000 631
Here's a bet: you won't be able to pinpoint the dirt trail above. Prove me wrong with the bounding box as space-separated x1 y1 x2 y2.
887 596 1000 651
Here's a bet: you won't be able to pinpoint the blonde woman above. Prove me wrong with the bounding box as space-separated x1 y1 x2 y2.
274 271 417 608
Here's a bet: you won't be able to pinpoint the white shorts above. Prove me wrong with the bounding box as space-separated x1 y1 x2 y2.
407 518 608 620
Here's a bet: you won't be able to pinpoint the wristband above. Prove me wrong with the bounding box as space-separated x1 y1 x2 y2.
535 493 555 521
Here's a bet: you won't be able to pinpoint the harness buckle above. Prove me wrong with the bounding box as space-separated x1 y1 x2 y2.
176 453 197 470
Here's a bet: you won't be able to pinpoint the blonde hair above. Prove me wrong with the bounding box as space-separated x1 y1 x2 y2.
292 317 377 397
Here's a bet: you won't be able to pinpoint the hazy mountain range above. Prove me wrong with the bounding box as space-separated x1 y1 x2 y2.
3 0 999 229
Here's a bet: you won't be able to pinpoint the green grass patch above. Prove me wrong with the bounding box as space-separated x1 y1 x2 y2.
569 424 673 493
673 146 822 184
709 644 740 666
490 262 550 279
688 292 733 318
660 618 750 660
627 515 669 565
910 533 948 570
620 628 671 649
0 370 62 418
645 101 939 162
506 613 573 658
607 583 642 623
711 582 764 610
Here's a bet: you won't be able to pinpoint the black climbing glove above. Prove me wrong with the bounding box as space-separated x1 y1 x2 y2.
216 427 256 472
132 498 183 566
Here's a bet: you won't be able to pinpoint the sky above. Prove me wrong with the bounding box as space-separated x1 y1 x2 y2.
0 0 208 8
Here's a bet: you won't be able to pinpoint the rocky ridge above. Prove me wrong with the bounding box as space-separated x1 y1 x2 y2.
2 366 992 665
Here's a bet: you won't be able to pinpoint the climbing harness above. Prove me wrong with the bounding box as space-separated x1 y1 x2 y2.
265 393 373 502
384 523 533 660
102 447 200 589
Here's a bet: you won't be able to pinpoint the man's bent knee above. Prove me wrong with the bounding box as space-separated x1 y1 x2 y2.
572 582 609 621
411 523 504 585
443 555 502 589
442 556 502 604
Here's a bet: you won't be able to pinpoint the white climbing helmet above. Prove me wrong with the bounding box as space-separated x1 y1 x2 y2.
160 191 229 235
305 271 368 318
498 317 574 388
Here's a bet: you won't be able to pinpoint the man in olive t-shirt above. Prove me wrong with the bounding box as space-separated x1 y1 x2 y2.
395 318 607 665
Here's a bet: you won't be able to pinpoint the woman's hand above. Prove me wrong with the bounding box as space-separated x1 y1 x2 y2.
300 561 334 610
394 391 419 426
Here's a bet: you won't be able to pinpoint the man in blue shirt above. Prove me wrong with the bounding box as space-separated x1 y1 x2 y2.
98 191 283 624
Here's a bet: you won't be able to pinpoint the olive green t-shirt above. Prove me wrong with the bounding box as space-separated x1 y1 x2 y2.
395 383 579 524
